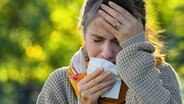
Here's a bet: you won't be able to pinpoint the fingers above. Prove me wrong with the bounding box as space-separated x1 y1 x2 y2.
108 1 134 20
79 84 113 104
97 17 120 41
89 78 115 94
78 74 115 104
84 71 113 89
93 84 114 98
78 68 114 91
98 10 122 29
79 68 104 84
100 4 129 25
78 68 116 104
97 2 144 43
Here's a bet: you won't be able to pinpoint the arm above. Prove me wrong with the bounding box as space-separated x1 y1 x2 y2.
116 32 182 104
93 2 182 103
158 63 182 104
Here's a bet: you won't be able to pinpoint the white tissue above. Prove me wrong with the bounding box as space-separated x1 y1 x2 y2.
87 57 121 99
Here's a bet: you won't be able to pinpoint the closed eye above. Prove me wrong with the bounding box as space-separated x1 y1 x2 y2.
91 34 105 43
94 39 103 42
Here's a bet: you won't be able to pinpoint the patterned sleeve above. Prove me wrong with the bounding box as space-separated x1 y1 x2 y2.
116 32 182 104
36 68 77 104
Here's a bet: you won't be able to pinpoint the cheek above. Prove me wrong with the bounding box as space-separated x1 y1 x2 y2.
85 38 101 57
113 44 122 56
86 43 100 57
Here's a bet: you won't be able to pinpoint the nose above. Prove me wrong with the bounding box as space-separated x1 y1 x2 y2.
101 42 114 60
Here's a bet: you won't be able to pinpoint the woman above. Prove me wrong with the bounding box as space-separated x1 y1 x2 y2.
37 0 182 104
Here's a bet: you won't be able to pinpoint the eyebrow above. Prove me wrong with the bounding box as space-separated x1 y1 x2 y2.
90 34 105 39
90 33 117 41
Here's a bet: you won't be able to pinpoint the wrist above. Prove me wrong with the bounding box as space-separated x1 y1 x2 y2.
119 31 146 49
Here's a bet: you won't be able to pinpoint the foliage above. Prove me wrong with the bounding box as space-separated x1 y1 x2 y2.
0 0 183 103
146 0 184 101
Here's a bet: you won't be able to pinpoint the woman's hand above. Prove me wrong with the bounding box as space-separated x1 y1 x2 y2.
97 1 144 43
78 68 115 104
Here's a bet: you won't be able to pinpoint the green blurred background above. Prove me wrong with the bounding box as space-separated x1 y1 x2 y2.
0 0 183 103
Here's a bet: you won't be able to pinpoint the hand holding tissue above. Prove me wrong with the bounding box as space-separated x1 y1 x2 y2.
87 58 121 99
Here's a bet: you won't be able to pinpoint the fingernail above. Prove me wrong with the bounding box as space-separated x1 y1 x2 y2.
101 4 105 8
109 1 113 5
98 10 103 14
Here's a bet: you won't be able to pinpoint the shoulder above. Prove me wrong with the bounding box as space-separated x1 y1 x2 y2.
45 66 70 88
157 62 176 76
157 63 182 103
48 67 68 80
40 66 70 89
157 62 177 75
37 67 72 103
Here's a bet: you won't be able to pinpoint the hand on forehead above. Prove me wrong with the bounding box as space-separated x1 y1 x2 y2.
87 15 116 39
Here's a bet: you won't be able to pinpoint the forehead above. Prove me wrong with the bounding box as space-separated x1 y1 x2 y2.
86 15 114 39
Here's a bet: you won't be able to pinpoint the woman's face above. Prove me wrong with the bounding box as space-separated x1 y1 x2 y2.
85 15 122 63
